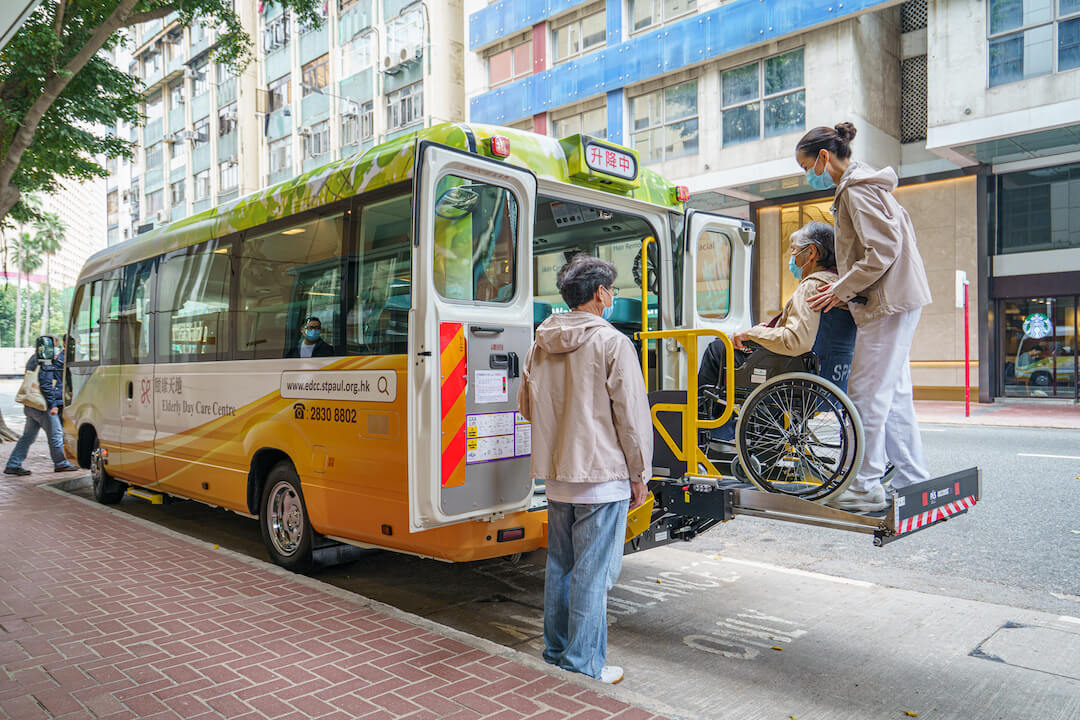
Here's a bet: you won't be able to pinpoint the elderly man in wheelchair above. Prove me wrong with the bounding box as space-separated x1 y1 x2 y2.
698 222 866 507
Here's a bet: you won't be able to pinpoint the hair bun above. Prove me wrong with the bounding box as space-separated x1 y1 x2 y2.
834 122 857 143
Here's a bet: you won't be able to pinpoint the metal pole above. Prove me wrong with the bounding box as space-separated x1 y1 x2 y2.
964 281 971 417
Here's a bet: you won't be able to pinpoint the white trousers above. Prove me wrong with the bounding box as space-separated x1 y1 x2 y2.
847 308 931 491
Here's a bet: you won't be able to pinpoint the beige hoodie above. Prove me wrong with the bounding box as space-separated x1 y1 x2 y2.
745 269 838 355
830 162 932 325
517 311 653 484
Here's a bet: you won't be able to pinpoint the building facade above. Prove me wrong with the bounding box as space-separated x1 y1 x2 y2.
465 0 1080 403
107 0 464 245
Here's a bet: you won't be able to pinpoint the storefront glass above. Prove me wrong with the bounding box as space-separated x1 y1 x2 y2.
1000 296 1078 398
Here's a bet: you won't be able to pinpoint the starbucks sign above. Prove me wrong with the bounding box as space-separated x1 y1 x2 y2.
1022 313 1052 339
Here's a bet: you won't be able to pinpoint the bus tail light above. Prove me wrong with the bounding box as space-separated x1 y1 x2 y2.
490 136 511 158
497 527 525 542
675 185 690 203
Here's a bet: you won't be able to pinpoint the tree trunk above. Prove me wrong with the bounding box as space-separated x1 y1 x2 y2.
41 254 50 336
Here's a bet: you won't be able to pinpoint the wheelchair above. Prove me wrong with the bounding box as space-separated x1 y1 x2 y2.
694 310 862 504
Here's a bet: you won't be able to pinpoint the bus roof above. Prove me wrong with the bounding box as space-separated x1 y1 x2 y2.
80 123 682 280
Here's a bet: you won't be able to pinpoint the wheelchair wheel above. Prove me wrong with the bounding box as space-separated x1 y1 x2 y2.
734 372 863 503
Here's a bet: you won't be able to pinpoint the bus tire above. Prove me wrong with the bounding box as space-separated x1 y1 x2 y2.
259 461 314 573
90 436 126 504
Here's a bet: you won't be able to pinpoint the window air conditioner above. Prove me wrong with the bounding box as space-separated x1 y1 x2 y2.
183 67 197 79
383 54 402 74
401 45 422 63
156 210 169 223
177 130 197 140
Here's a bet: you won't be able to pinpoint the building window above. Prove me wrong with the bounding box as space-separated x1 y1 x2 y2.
361 100 374 141
386 82 423 131
215 62 235 85
169 136 185 162
107 190 119 225
720 49 805 147
219 160 238 191
170 179 185 206
146 189 164 216
190 21 207 46
193 116 210 148
263 14 290 53
988 0 1080 85
269 136 292 175
487 38 532 87
304 120 330 159
341 32 374 79
302 54 330 96
998 161 1080 253
169 80 185 109
631 80 698 163
145 142 162 170
629 0 697 34
552 106 607 139
191 61 209 96
164 28 183 63
146 91 163 123
268 75 291 113
144 46 162 76
218 102 237 136
342 114 359 147
552 4 605 63
386 8 424 61
194 169 210 200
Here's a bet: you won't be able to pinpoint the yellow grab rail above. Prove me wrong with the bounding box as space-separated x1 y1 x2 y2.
639 236 656 393
635 328 736 480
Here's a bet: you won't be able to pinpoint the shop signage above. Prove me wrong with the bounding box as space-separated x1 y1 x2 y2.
1022 313 1052 339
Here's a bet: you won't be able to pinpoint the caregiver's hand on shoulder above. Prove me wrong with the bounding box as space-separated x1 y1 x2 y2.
808 284 846 312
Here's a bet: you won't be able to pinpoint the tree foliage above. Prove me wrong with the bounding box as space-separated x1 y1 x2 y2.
0 0 320 227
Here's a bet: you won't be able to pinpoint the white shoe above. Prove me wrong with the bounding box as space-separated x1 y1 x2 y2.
826 484 888 513
599 665 624 684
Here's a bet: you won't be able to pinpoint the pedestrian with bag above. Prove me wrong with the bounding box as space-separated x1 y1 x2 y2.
517 254 652 685
797 122 932 512
5 335 80 476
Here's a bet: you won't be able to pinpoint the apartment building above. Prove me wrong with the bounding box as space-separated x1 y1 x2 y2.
108 0 463 244
465 0 1080 403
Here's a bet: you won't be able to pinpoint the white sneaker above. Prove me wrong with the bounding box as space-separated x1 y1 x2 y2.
598 665 624 684
826 484 888 513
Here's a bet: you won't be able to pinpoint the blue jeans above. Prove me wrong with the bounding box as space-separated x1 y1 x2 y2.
543 498 628 679
5 406 68 470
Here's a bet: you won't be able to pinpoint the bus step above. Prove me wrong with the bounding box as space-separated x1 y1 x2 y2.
126 487 165 504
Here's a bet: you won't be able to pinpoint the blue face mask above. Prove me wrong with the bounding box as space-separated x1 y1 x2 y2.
805 155 835 191
601 302 614 321
788 256 802 281
305 328 321 341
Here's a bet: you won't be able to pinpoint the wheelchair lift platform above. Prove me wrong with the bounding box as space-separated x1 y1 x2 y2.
626 467 981 553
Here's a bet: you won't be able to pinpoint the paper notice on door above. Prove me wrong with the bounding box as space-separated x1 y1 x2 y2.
467 412 515 438
466 434 516 464
514 424 531 457
474 369 508 404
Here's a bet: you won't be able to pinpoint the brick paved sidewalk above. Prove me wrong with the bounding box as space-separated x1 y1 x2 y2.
0 441 675 720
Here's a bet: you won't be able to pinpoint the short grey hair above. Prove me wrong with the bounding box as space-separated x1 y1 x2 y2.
791 221 837 270
556 254 617 309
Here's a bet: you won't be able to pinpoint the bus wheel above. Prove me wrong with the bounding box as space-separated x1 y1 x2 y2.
90 437 126 504
259 461 314 573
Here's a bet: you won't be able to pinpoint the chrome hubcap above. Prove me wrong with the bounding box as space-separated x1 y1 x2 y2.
267 481 304 556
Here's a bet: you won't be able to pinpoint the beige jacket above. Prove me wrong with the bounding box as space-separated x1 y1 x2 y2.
745 270 838 355
517 311 653 484
831 162 932 325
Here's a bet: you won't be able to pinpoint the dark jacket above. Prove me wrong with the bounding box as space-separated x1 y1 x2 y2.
286 339 335 358
28 350 65 410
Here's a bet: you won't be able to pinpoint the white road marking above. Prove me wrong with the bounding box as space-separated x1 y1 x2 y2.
713 556 875 588
1059 615 1080 625
1017 453 1080 460
919 427 947 432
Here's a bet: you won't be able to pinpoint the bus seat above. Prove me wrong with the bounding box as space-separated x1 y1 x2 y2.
607 297 641 332
534 301 552 326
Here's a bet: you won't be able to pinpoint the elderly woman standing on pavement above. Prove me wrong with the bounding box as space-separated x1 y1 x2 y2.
517 254 652 686
797 122 933 512
4 335 79 476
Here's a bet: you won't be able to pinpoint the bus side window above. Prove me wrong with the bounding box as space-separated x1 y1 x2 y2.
349 195 411 355
120 260 155 364
696 230 732 320
156 242 232 362
100 274 122 365
69 281 101 363
235 212 345 360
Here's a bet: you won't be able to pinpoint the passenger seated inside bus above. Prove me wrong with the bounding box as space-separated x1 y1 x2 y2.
286 316 335 358
699 221 856 450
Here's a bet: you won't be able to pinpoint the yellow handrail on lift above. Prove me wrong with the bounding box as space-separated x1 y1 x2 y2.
635 328 736 480
639 236 656 393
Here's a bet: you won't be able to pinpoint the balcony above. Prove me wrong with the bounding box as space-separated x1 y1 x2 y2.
340 69 375 105
265 46 291 83
217 77 237 105
144 118 163 144
217 132 237 161
299 28 329 65
301 92 329 123
191 143 211 172
167 105 185 134
266 109 292 140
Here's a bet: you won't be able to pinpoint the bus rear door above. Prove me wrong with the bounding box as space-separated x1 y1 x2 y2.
683 212 756 365
408 142 538 531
